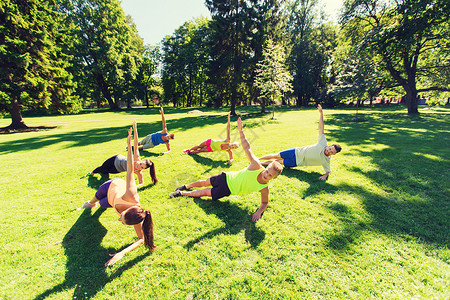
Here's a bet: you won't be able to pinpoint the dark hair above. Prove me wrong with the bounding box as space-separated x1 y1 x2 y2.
332 144 342 153
123 207 156 250
169 133 175 139
144 159 158 184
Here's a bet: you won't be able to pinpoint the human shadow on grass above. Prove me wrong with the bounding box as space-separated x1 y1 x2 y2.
321 112 449 251
185 197 265 249
281 168 338 198
34 208 149 300
86 173 110 190
189 153 233 174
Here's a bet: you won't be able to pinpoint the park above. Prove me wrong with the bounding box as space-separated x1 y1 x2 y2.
0 105 448 299
1 0 449 298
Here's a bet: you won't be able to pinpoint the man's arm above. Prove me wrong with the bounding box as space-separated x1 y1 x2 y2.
318 104 324 136
252 187 269 222
319 171 331 181
160 107 168 134
237 117 261 170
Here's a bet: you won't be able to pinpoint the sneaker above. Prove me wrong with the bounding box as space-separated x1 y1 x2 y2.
169 191 182 198
183 149 191 154
176 185 189 191
77 201 97 210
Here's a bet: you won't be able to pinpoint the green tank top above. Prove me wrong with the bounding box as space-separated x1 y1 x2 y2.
210 139 226 152
226 168 268 195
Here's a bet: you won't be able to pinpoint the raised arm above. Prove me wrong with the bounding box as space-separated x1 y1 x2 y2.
160 107 168 134
318 104 324 136
132 120 140 161
225 112 231 142
125 127 138 199
237 117 261 170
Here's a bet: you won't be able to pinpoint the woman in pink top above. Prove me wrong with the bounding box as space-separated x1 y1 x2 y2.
78 121 155 266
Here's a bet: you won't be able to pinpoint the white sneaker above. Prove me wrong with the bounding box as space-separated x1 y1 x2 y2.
77 201 97 210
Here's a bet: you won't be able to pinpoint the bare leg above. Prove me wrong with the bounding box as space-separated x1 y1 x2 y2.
181 188 212 198
88 196 100 205
189 141 208 152
186 178 211 189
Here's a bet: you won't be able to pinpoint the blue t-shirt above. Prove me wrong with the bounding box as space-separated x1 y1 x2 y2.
151 131 168 146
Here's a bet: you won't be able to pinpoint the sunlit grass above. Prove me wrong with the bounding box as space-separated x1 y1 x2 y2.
0 105 449 299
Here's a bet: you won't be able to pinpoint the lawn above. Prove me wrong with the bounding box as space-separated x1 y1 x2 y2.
0 105 449 299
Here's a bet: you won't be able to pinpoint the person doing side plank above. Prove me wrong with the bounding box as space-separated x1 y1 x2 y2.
78 124 156 266
137 107 174 154
259 104 341 180
183 112 240 164
81 121 157 186
170 117 283 222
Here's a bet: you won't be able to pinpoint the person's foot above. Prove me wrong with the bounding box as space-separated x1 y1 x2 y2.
176 185 189 191
169 191 182 198
183 149 191 154
77 201 97 210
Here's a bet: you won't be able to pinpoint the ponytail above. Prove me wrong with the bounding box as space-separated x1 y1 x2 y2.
142 210 155 250
146 159 158 184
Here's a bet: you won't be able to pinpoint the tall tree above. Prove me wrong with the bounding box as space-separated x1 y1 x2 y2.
342 0 450 114
254 39 293 114
61 0 142 110
0 0 79 130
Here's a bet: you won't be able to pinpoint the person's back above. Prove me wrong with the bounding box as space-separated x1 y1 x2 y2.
226 167 268 195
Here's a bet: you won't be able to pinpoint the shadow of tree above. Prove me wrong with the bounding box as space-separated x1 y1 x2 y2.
281 168 338 198
185 197 265 249
34 208 149 300
321 112 450 250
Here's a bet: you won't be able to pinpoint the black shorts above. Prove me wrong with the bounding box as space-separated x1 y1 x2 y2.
210 172 231 201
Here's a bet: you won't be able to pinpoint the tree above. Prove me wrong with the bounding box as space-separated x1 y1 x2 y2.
61 0 142 110
342 0 450 114
0 0 80 130
254 39 293 115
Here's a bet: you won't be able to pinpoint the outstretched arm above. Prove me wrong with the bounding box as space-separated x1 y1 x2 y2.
318 104 324 136
225 112 231 142
162 142 171 155
319 172 331 181
125 127 138 199
237 117 261 170
132 121 140 161
105 238 144 266
160 107 168 134
252 187 269 222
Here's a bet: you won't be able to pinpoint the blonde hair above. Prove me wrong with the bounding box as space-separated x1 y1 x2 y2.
269 161 283 176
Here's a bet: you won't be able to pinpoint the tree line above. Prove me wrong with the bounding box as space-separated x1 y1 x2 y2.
1 0 449 129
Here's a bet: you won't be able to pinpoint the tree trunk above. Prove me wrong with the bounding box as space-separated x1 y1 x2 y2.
260 98 266 113
94 73 118 110
405 85 419 114
6 96 28 129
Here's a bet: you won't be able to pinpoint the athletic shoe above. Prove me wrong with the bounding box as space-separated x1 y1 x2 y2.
176 185 189 191
169 191 182 198
183 149 191 154
77 201 97 210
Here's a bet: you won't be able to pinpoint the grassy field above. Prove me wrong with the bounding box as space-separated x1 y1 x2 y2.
0 105 449 299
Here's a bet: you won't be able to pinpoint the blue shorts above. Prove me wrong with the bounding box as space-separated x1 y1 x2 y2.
280 148 297 168
95 179 116 208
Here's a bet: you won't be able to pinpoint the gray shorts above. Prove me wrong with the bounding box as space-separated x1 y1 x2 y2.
140 134 155 149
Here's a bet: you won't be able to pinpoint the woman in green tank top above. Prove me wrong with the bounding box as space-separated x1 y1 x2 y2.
171 117 283 222
183 112 240 164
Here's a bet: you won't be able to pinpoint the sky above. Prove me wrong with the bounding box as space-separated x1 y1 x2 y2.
120 0 344 45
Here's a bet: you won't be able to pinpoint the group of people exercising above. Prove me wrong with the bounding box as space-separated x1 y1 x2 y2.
78 105 342 266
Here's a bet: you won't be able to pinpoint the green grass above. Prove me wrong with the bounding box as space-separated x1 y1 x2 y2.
0 106 449 299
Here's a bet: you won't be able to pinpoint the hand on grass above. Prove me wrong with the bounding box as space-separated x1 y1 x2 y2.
252 211 262 222
105 252 124 267
319 174 328 181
